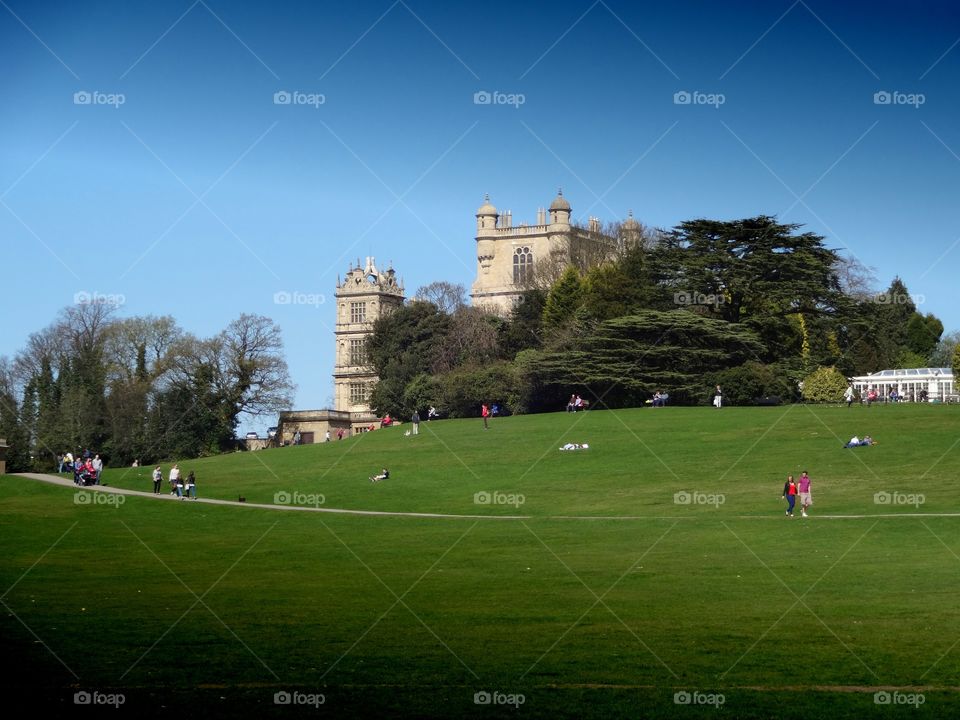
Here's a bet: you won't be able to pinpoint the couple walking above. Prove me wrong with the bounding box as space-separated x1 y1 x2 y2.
782 471 813 517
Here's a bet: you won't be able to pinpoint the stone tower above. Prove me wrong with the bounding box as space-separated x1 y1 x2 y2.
333 257 404 415
470 189 616 314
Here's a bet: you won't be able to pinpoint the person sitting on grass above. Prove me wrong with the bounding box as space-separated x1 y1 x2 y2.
370 468 390 483
844 435 876 448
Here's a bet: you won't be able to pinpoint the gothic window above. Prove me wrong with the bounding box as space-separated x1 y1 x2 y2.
513 246 533 285
349 339 366 365
350 301 366 323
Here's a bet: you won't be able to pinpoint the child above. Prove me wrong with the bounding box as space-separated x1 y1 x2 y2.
370 468 389 483
782 475 797 517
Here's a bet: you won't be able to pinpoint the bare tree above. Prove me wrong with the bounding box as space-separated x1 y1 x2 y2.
414 281 467 314
431 306 501 373
168 315 295 424
104 315 183 385
835 254 878 300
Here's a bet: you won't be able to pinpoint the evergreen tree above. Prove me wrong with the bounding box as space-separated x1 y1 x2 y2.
542 266 583 331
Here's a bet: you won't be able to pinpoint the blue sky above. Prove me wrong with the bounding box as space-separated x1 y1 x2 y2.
2 0 959 433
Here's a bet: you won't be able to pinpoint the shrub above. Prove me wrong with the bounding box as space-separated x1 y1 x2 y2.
800 366 849 403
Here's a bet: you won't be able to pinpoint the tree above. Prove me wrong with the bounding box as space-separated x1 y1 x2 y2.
437 362 516 417
800 366 849 403
431 306 502 374
518 310 766 410
905 312 943 358
498 288 546 358
0 357 31 471
710 361 797 405
657 217 842 327
414 282 466 314
580 262 633 321
542 266 583 331
953 343 960 380
168 315 295 437
929 331 960 367
367 301 451 416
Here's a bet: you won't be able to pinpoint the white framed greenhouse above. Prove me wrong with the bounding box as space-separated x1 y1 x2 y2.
850 367 956 403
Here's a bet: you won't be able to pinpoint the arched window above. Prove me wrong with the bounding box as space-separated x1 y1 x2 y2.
513 246 533 285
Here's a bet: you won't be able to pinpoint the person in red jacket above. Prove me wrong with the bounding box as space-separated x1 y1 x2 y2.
782 475 797 517
481 403 490 430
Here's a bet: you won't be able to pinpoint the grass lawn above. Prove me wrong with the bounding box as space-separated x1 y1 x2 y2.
1 405 958 717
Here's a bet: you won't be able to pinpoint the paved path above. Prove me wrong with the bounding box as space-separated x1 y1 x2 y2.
10 473 960 521
12 473 529 520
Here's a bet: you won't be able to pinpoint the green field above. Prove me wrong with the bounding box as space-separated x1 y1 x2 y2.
2 405 958 718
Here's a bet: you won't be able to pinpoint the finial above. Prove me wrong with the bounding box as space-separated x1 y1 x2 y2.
628 209 634 218
557 187 563 196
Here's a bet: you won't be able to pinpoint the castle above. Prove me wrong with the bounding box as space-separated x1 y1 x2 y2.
470 189 637 313
277 190 630 443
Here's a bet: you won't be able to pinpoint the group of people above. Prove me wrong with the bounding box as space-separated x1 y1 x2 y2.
844 435 875 448
153 464 197 499
782 471 813 517
652 390 669 407
849 384 925 407
565 395 587 412
59 450 103 486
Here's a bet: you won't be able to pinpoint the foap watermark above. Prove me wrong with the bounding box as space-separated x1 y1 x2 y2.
273 90 325 108
874 90 925 108
874 690 925 707
273 290 325 308
274 490 325 508
474 491 525 508
274 690 325 707
674 90 725 108
74 690 125 707
74 491 125 508
474 690 525 708
74 90 125 108
74 290 126 307
674 291 725 308
874 491 925 508
872 291 924 306
474 90 525 108
674 490 725 508
674 690 725 707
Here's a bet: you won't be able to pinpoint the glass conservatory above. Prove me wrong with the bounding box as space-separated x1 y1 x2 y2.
850 368 956 403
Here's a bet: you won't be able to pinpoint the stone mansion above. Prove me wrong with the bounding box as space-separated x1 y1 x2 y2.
277 190 632 443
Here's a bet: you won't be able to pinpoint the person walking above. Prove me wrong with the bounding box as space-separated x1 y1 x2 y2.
152 466 163 494
169 464 181 496
844 385 854 408
325 430 331 442
186 471 196 499
798 471 813 517
411 410 420 435
713 385 723 409
782 475 797 517
92 454 103 484
481 403 490 430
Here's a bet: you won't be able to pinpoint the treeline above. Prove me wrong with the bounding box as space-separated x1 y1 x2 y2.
368 216 953 417
0 304 293 472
